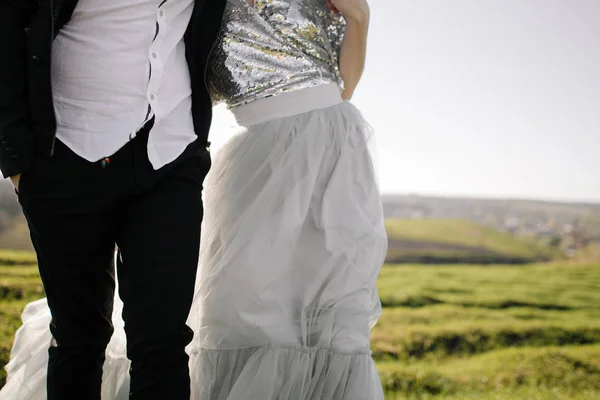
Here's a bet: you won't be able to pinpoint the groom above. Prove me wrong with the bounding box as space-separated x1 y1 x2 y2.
0 0 225 398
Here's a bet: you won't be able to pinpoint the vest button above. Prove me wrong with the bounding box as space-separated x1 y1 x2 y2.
32 55 42 65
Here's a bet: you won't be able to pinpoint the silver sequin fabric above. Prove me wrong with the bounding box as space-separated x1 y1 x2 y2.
207 0 346 108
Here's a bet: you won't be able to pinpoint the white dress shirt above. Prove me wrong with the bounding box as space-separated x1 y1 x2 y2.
51 0 196 169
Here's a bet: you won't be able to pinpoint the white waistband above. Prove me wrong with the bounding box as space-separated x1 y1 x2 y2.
231 83 344 127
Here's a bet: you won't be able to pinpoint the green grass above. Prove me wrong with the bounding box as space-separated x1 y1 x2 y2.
0 250 37 266
377 262 600 309
385 219 560 264
371 262 600 398
385 389 600 400
0 264 45 301
373 319 600 361
1 253 600 399
379 344 600 398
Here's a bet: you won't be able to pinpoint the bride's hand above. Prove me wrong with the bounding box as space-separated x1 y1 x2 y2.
328 0 370 23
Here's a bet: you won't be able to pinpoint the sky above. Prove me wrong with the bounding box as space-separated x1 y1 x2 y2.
212 0 600 203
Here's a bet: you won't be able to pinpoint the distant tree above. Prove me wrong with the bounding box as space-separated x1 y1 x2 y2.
549 235 562 248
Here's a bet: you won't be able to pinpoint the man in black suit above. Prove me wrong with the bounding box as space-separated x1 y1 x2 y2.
0 0 225 398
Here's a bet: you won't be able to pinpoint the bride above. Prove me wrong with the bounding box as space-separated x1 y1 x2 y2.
0 0 387 398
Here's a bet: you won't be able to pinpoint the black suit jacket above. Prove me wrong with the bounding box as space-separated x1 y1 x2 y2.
0 0 226 178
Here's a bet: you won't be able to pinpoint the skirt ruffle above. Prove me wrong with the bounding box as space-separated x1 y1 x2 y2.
189 345 383 400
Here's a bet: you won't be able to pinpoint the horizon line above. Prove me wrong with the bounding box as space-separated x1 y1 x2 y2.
381 192 600 206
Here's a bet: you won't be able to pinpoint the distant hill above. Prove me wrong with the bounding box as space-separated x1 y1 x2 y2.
382 195 600 226
382 195 600 257
0 180 596 260
385 219 560 264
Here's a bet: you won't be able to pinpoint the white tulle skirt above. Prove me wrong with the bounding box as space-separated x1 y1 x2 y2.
0 84 387 400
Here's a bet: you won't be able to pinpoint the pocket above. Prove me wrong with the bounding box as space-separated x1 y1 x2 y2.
16 170 29 203
174 146 212 188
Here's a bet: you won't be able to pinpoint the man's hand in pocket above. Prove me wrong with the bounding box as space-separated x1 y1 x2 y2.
10 174 21 193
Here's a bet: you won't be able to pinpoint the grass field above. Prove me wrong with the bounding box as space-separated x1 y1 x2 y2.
374 262 600 399
385 219 561 264
1 255 599 398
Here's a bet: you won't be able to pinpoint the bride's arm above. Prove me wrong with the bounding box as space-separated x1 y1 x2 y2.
330 0 370 100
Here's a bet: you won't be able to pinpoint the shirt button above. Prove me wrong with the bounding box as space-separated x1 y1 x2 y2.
152 52 157 59
159 10 164 17
150 94 156 100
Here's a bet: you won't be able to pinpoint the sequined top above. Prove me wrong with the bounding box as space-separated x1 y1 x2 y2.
207 0 346 108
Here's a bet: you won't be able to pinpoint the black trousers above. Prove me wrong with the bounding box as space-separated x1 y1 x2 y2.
18 122 210 400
